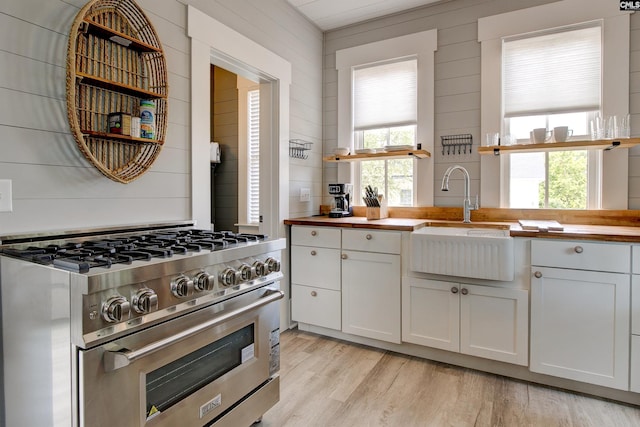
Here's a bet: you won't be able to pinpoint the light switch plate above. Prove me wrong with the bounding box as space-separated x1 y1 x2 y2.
0 179 13 212
300 187 311 202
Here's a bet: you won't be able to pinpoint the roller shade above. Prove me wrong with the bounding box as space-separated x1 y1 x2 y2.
353 58 417 130
503 24 601 118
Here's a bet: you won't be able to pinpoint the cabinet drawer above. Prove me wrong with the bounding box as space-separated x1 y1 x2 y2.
291 226 340 248
633 275 640 335
531 240 630 273
291 246 341 290
342 229 401 254
292 285 341 330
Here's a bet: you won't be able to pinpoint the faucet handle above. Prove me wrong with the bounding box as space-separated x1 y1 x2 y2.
472 194 479 210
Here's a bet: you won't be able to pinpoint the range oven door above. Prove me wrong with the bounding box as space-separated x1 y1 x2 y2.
78 286 283 427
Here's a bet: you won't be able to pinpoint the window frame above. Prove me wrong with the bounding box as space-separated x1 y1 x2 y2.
478 0 631 210
335 30 437 207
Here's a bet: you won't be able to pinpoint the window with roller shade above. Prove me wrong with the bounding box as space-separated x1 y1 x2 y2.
353 58 417 206
502 23 602 209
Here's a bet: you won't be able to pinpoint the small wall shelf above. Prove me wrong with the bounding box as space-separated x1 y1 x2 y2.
323 149 431 162
478 138 640 156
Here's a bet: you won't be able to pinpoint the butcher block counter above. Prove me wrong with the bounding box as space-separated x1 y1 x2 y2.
284 207 640 242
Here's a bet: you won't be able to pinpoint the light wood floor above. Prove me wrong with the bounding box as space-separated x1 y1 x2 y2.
260 329 640 427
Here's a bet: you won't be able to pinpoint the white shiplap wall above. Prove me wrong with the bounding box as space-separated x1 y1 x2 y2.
323 0 640 209
0 0 322 234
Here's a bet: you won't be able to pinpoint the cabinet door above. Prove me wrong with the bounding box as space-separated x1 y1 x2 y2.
291 285 341 330
342 250 401 343
530 267 630 390
401 277 459 352
631 336 640 393
291 246 341 291
633 275 640 335
459 284 528 366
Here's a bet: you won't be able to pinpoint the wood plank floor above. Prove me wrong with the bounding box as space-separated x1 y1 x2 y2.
260 329 640 427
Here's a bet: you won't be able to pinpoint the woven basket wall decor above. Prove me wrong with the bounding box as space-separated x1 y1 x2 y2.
66 0 168 183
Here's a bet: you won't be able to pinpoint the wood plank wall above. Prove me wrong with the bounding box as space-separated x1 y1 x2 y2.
0 0 323 234
322 0 640 210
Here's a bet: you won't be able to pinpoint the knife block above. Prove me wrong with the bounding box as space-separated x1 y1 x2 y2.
366 197 388 220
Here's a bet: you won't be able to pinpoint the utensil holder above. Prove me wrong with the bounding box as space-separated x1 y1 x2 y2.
366 197 388 220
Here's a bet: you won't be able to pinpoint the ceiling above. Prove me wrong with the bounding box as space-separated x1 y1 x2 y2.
287 0 444 31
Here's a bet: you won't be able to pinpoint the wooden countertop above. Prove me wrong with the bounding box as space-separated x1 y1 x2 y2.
284 215 640 242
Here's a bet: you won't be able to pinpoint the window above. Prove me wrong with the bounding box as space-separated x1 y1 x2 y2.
354 60 417 206
502 24 601 209
335 30 437 207
238 78 260 226
247 89 260 223
479 0 630 209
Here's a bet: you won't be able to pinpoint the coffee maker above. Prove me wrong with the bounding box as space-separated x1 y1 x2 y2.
328 183 353 218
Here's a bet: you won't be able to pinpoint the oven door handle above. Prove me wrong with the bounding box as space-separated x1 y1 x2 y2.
103 289 284 372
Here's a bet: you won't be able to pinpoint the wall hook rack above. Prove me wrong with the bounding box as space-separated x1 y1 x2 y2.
289 139 313 159
441 134 473 155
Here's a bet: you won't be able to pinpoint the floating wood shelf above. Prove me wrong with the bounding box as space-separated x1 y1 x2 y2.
478 138 640 155
323 149 431 162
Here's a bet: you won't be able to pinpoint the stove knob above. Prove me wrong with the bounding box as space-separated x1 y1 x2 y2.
253 260 267 277
171 275 194 298
132 289 158 314
238 263 254 282
102 296 131 323
193 271 215 292
265 257 281 273
219 267 237 287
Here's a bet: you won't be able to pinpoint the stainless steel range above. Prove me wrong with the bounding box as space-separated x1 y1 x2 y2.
0 221 286 427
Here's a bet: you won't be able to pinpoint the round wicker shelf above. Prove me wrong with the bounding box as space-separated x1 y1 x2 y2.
66 0 168 183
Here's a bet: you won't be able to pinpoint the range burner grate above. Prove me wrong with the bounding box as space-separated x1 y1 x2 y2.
1 229 268 273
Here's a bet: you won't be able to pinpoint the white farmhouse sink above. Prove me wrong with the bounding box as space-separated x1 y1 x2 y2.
410 227 514 281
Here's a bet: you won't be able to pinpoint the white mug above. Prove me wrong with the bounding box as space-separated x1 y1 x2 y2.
532 128 551 143
553 126 573 142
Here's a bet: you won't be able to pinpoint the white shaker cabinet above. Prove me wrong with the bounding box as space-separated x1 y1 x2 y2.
341 229 402 344
290 226 342 330
402 277 528 365
530 240 630 390
630 247 640 392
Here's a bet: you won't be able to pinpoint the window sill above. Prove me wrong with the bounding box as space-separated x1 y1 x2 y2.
323 149 431 162
478 138 640 155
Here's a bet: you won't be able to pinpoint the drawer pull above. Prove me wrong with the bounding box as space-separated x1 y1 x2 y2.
534 271 542 279
341 253 348 260
311 230 317 236
310 250 317 256
365 234 372 240
311 291 317 297
460 288 468 296
574 246 584 254
451 287 459 294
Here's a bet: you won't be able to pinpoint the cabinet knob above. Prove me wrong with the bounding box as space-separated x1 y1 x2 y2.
451 287 459 294
460 288 468 296
341 253 348 260
310 250 317 256
365 234 372 240
311 291 317 297
534 271 542 278
574 246 583 254
311 230 317 236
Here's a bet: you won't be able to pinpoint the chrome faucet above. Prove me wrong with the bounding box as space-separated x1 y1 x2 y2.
441 165 478 223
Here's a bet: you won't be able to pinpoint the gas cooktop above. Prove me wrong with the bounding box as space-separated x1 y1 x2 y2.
0 226 267 273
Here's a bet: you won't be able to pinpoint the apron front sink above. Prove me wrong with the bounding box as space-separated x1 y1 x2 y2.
410 227 514 281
